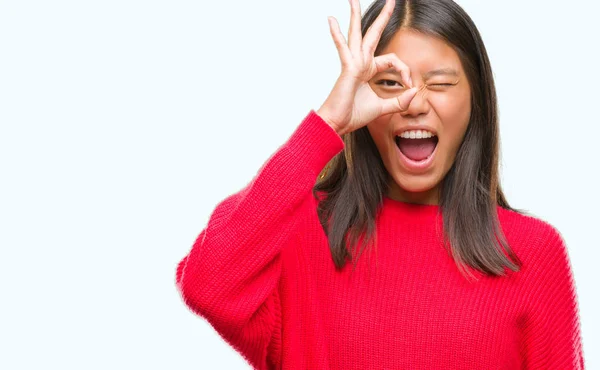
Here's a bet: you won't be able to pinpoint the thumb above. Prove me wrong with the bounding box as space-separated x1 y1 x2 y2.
380 87 418 116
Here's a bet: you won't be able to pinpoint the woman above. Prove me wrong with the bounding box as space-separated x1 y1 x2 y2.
175 0 585 368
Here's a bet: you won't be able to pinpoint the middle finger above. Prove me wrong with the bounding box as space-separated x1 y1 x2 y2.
362 0 396 55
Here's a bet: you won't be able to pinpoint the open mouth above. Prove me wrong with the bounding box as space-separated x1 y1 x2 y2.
395 135 439 162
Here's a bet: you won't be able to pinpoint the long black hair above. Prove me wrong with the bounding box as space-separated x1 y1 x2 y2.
313 0 525 281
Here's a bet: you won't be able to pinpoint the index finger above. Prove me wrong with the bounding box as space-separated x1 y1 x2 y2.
362 0 395 55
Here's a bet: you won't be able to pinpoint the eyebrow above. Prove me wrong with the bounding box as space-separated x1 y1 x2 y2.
423 68 459 78
382 68 459 78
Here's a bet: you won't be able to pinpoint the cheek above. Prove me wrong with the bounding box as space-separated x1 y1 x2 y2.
367 116 392 148
366 118 397 170
431 93 471 149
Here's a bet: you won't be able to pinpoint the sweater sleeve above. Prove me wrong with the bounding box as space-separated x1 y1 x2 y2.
521 225 585 369
175 110 344 369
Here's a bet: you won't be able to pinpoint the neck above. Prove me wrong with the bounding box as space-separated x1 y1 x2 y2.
386 181 440 206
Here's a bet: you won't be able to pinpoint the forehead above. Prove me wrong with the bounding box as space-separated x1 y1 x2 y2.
379 29 464 74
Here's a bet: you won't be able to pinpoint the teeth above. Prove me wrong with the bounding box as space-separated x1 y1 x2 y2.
398 130 436 139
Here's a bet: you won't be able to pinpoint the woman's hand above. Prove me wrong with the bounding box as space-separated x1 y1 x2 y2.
317 0 418 136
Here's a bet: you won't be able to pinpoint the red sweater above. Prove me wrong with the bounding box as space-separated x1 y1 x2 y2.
175 110 585 369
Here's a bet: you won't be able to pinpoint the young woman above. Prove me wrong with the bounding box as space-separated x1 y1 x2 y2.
176 0 585 368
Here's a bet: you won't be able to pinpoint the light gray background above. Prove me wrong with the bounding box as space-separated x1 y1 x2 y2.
0 0 597 369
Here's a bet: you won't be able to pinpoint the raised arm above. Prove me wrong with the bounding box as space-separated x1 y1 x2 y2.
175 110 344 369
176 0 422 366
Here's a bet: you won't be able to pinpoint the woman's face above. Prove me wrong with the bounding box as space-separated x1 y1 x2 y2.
367 29 472 205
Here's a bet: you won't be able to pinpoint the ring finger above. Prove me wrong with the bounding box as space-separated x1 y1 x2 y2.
347 0 363 56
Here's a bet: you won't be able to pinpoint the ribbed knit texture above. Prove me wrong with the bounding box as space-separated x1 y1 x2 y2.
175 110 585 369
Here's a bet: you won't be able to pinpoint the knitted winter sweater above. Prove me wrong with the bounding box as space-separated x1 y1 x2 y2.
175 110 585 369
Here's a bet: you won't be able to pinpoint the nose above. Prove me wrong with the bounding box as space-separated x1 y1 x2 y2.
401 85 430 117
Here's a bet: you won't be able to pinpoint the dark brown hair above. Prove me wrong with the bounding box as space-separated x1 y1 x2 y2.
313 0 526 281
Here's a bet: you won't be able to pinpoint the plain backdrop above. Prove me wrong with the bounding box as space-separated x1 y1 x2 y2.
1 0 598 369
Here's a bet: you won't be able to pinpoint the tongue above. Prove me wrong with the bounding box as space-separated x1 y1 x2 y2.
397 137 437 161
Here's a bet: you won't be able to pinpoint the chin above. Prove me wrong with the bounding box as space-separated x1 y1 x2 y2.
393 173 440 194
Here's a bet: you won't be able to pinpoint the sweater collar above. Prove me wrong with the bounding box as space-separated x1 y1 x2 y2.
381 195 442 222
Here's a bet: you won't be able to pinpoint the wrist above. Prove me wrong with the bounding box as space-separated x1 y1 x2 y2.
316 109 343 136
